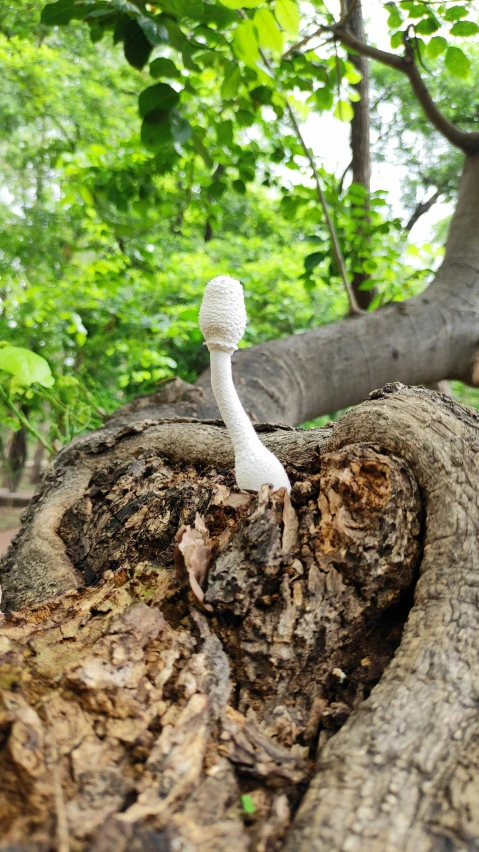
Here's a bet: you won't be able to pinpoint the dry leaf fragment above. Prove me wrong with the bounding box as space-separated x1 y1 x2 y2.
175 514 213 612
282 491 298 553
224 492 254 509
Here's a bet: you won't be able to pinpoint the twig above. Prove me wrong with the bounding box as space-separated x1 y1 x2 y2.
0 385 56 455
285 103 361 314
282 26 324 60
404 187 442 234
338 159 352 195
281 0 356 60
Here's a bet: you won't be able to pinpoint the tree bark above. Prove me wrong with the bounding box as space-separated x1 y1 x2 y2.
0 384 477 850
346 0 376 310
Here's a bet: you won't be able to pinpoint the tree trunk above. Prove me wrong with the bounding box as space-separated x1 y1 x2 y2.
30 440 45 486
1 425 27 492
346 0 376 310
0 383 477 850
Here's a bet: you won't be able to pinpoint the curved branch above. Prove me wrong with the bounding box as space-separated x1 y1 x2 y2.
285 20 479 154
404 187 442 234
333 25 479 154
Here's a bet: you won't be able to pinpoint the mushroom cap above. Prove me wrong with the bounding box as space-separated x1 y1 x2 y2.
199 275 247 354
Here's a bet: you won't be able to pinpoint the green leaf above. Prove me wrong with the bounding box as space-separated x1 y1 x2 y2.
41 0 76 25
390 31 403 48
249 85 273 104
122 18 153 69
450 20 479 36
42 0 97 25
141 109 173 149
138 16 169 46
221 63 242 99
208 181 227 198
314 86 333 111
201 4 237 25
399 1 429 18
387 11 402 28
150 57 181 78
236 109 255 126
0 347 55 388
217 119 234 146
426 35 447 57
139 83 180 117
233 20 260 68
232 179 247 194
219 0 262 7
443 5 468 21
445 45 471 79
349 183 367 198
241 795 256 815
217 0 243 8
254 9 284 53
414 17 439 34
304 251 325 272
111 0 142 13
274 0 299 37
344 63 362 84
333 99 354 122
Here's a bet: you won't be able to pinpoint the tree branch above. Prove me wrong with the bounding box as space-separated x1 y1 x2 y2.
404 187 442 234
332 25 479 154
282 26 324 60
285 19 479 154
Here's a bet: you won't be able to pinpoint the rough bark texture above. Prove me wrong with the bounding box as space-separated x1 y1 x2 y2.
106 154 479 430
0 384 477 850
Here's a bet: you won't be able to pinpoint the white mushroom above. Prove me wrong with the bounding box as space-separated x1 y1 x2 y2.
199 275 291 494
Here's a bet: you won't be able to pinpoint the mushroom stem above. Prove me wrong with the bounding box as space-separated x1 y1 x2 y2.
199 275 291 494
210 349 264 456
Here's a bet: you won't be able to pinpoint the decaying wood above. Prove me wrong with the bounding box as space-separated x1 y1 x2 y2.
0 385 477 850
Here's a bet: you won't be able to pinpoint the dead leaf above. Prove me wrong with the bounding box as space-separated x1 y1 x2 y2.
224 492 253 509
175 515 213 612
